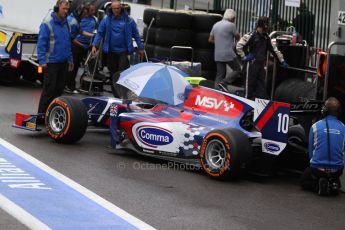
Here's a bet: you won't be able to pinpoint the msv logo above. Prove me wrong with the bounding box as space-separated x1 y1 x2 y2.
264 142 280 152
136 125 173 147
195 95 234 112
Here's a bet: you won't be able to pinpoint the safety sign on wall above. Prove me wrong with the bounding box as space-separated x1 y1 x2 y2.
339 11 345 25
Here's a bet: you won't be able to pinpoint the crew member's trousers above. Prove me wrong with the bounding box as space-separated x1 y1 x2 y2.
66 44 88 90
107 52 130 98
246 60 266 100
300 166 343 191
38 62 68 114
214 59 241 88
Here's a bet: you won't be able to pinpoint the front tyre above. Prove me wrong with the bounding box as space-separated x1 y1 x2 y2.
45 96 88 144
200 128 251 180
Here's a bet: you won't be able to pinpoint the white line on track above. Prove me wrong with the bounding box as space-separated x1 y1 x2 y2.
0 193 51 230
0 138 155 230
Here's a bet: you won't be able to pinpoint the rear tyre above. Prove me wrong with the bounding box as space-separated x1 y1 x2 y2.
200 128 252 179
45 96 88 144
274 78 316 102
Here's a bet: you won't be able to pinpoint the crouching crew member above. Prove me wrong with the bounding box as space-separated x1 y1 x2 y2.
301 97 345 196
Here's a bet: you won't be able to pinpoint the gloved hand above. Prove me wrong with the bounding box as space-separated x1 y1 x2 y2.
281 61 289 68
242 53 255 62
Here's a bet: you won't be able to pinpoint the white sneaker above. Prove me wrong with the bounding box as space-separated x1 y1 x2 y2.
72 90 79 94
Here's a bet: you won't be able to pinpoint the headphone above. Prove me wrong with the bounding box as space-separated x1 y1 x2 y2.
321 104 328 117
54 0 61 12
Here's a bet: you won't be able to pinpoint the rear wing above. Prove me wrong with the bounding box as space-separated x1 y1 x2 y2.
289 100 323 114
253 99 290 155
0 31 23 68
7 32 22 68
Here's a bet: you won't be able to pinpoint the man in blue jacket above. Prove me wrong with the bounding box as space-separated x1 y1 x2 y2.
66 2 93 93
91 0 144 98
301 97 345 195
37 0 73 115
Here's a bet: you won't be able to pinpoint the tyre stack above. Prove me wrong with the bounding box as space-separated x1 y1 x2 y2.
143 9 194 62
192 12 222 80
143 9 222 80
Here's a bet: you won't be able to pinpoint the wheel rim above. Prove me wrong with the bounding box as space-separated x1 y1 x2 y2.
49 106 67 133
205 139 227 170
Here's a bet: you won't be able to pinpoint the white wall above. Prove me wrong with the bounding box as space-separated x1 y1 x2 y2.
0 1 152 34
0 0 56 34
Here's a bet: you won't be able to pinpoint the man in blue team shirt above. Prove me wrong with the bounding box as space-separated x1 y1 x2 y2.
91 0 144 98
65 2 92 93
77 3 97 48
301 97 345 195
37 0 73 115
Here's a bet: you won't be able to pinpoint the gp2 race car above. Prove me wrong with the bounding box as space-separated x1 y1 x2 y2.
14 86 306 179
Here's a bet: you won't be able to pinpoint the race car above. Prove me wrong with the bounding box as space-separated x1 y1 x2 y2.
14 86 306 179
0 29 42 84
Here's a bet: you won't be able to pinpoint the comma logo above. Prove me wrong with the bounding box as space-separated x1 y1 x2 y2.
136 126 173 147
264 142 280 152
